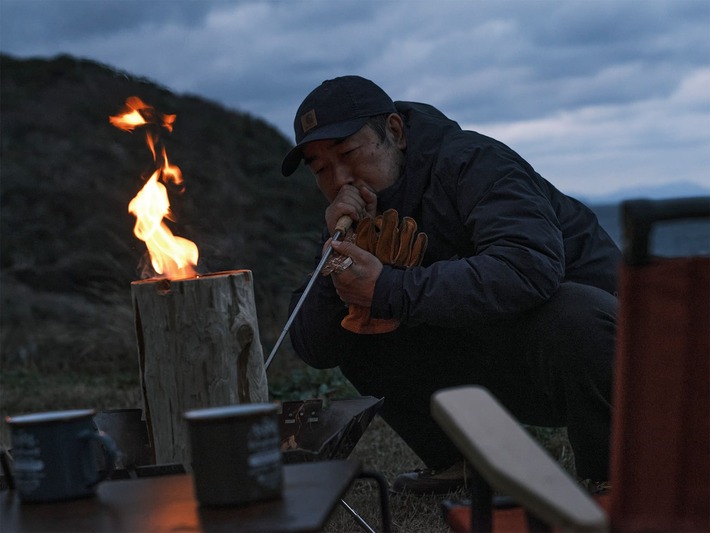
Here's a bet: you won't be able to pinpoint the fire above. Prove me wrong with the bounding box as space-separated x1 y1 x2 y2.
110 97 198 279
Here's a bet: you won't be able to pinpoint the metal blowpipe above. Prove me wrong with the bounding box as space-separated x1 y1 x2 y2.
264 215 353 370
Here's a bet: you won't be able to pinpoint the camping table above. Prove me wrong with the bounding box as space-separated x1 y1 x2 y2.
1 460 361 532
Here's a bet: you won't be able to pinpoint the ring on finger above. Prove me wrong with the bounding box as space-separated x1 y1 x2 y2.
334 257 354 275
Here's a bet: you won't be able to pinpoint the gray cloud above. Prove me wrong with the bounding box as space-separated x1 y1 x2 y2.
1 0 708 198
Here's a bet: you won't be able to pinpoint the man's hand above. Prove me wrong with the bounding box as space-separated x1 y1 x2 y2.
325 185 377 235
329 239 382 307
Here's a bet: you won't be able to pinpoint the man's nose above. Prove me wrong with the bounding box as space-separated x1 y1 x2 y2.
332 164 353 187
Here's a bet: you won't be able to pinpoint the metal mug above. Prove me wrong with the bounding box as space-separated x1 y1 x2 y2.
184 403 282 506
6 408 118 503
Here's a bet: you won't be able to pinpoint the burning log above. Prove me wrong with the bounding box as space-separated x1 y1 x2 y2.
112 99 269 466
132 270 269 466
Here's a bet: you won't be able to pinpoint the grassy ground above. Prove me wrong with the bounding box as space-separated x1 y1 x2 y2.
1 363 574 532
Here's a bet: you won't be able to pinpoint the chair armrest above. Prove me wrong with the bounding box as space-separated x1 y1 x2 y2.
431 386 608 532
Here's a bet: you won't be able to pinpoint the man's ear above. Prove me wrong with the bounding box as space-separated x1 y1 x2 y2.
386 113 407 150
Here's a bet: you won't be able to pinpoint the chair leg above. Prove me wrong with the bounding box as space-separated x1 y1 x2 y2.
360 470 392 532
470 472 493 533
468 471 552 533
525 511 552 532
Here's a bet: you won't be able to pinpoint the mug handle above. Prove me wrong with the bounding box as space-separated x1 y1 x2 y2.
80 429 118 486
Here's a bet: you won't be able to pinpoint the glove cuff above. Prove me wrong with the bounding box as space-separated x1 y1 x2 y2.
341 304 400 334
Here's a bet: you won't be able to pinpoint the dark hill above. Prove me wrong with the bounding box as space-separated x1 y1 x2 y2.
0 53 326 378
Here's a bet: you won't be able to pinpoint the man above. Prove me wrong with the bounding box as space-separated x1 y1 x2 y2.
281 76 620 493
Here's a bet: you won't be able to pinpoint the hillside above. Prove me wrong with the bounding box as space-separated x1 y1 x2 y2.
0 54 327 382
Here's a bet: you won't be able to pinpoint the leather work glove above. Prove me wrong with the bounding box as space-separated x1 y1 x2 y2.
341 209 428 334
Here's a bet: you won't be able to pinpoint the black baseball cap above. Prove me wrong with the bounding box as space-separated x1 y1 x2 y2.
281 76 397 176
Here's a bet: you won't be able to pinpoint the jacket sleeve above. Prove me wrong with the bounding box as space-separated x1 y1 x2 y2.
371 146 566 327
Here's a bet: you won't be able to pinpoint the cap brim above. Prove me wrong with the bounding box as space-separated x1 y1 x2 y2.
281 116 368 176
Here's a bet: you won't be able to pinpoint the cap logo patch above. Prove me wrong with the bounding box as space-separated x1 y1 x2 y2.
301 109 317 134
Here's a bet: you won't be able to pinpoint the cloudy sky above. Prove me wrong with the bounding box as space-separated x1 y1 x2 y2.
1 0 708 200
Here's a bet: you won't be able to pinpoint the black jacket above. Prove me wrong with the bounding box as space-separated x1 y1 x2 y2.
289 102 621 368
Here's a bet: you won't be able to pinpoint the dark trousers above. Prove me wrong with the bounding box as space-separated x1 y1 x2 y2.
339 282 617 481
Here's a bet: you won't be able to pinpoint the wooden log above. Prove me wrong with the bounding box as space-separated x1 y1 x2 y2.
131 270 269 466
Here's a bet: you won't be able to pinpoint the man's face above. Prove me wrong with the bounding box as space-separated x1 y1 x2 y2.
302 116 406 202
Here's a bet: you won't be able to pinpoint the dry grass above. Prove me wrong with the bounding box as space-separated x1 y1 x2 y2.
0 370 142 447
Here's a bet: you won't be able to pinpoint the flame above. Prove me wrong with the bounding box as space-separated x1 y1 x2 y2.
110 97 198 279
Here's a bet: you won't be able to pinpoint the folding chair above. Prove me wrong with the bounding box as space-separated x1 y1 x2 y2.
432 196 710 532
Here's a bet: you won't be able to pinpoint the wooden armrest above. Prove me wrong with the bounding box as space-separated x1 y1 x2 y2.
431 386 608 532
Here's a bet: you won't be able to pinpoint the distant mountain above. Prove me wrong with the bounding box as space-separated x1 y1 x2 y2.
576 181 710 205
